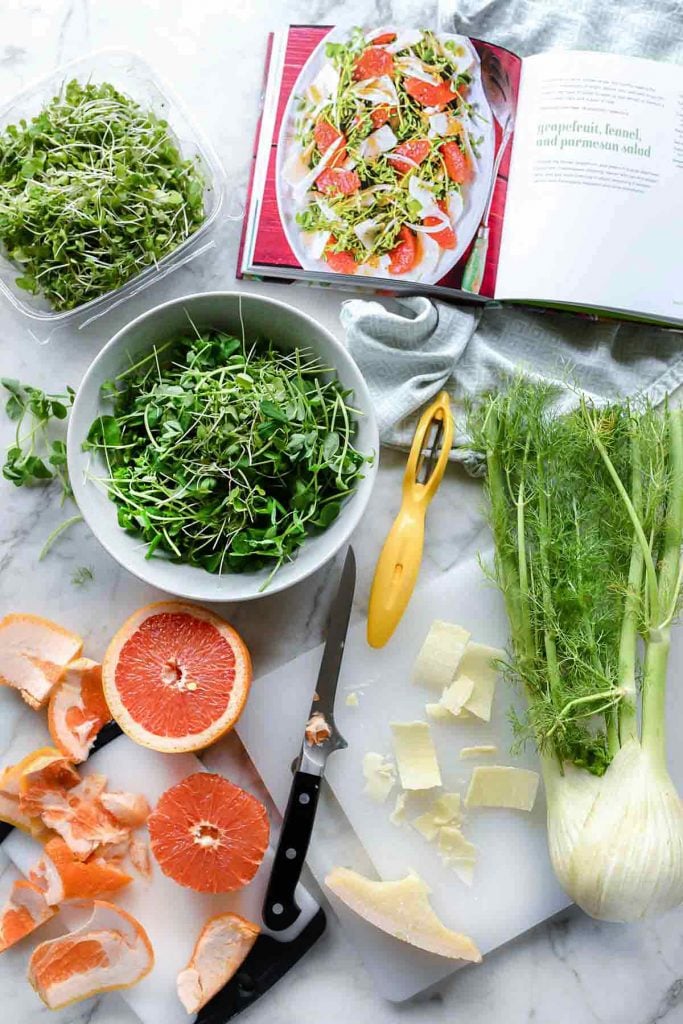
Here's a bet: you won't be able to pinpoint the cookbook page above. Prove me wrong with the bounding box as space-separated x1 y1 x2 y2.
241 25 521 299
495 50 683 323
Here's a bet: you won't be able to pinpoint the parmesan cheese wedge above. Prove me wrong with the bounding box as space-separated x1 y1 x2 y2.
390 721 442 790
460 745 498 759
412 621 470 690
466 766 540 812
325 868 481 962
437 827 477 886
362 753 396 803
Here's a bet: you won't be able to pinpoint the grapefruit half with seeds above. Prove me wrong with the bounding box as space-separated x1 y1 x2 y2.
148 773 269 893
102 602 252 754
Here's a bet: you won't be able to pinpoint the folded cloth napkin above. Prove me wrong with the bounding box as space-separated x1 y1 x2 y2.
341 297 683 471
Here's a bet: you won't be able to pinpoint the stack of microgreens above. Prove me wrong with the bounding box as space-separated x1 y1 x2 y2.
468 379 683 922
0 79 205 311
84 330 369 582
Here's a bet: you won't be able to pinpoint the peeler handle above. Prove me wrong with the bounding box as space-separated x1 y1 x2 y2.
367 495 425 648
367 392 453 649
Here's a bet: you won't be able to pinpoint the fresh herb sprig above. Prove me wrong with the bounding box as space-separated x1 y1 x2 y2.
2 378 74 500
0 79 205 311
84 330 370 582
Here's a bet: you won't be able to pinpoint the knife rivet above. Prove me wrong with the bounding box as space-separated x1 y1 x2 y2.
272 903 284 916
286 848 297 860
299 793 310 805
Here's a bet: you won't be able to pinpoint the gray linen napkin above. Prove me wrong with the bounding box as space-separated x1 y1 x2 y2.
340 297 683 466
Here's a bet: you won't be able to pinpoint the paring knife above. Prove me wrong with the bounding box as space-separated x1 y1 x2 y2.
262 547 355 931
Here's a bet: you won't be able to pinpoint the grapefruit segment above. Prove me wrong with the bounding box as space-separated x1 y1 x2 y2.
0 746 77 834
32 838 132 905
31 775 130 860
177 912 260 1014
99 791 150 829
0 880 55 952
0 614 82 708
148 773 269 893
102 602 252 754
28 899 153 1010
129 838 152 881
48 659 110 763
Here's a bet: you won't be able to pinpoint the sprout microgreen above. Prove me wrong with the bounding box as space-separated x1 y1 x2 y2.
84 330 371 582
1 377 74 500
0 79 205 311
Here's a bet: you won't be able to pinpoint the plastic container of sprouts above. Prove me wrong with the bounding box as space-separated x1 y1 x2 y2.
0 49 225 334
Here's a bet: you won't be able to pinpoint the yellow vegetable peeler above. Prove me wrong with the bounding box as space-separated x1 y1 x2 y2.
367 391 454 648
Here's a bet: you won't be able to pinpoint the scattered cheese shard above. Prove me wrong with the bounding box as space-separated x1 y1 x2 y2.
425 702 453 722
460 745 498 760
345 692 359 707
389 792 408 827
325 868 481 962
431 793 462 826
437 827 477 886
466 766 540 812
455 642 504 722
390 722 442 790
412 622 470 690
440 675 475 717
411 792 462 842
411 812 441 842
362 753 396 803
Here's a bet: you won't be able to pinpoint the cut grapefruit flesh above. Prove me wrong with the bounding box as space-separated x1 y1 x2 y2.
177 912 260 1014
32 838 132 905
0 880 55 952
0 746 78 834
99 791 150 828
102 602 252 753
28 899 154 1010
0 614 82 708
28 774 131 860
48 659 110 763
148 773 269 893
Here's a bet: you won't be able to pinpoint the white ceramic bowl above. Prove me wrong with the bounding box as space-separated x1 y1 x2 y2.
67 292 378 601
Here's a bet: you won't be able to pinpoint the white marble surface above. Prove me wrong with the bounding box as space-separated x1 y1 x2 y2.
0 1 681 1022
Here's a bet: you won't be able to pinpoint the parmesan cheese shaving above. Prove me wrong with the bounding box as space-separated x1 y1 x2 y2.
437 827 477 885
466 766 540 812
412 621 470 690
389 792 408 826
460 745 498 760
390 721 442 790
362 752 397 803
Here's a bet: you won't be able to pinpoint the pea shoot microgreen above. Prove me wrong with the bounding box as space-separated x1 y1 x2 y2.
0 79 205 311
84 329 371 582
1 378 74 501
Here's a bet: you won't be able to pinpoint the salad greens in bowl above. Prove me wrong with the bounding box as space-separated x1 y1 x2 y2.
67 292 378 601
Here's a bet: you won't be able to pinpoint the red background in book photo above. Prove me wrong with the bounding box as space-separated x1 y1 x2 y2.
247 26 521 298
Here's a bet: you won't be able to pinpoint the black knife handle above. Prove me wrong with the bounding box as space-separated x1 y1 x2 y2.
262 770 320 931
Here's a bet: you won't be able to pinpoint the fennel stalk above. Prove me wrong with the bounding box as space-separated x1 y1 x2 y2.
468 380 683 922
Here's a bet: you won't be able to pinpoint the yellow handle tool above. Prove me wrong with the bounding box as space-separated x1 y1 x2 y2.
367 391 453 649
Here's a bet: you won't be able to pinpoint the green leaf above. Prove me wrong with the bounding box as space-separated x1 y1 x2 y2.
259 400 288 423
322 431 340 461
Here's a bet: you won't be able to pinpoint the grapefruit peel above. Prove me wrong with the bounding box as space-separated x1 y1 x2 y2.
0 880 55 952
48 658 110 762
177 912 260 1014
27 899 153 1010
0 614 82 709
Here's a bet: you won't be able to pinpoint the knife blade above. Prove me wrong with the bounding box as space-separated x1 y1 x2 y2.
262 547 355 931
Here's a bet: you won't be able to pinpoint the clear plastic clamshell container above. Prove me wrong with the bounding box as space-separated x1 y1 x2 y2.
0 49 225 330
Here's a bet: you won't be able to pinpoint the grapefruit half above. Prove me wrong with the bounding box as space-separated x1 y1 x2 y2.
148 772 269 893
102 602 252 754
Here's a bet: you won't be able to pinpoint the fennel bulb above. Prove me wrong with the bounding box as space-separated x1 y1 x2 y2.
468 381 683 922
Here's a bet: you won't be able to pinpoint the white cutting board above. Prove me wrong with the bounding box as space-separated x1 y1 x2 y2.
5 734 318 1024
237 551 683 1001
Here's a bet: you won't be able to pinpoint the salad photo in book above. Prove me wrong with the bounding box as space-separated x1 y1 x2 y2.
241 24 683 327
277 27 505 289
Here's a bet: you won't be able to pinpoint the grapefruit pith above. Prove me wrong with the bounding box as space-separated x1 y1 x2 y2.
102 602 252 754
148 773 269 893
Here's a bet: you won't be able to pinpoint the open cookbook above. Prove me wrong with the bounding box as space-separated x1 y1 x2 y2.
239 25 683 327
